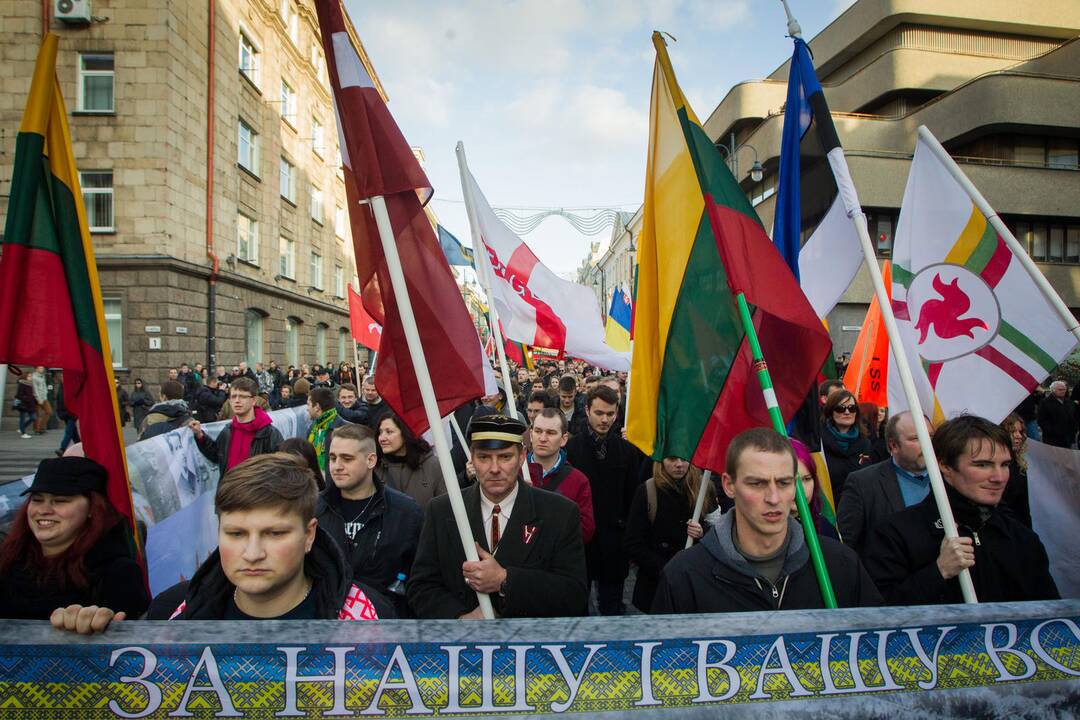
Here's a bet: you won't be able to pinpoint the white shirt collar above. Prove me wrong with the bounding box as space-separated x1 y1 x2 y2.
480 481 519 523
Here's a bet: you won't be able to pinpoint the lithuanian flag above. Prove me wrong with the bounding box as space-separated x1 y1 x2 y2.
0 36 140 556
628 33 832 471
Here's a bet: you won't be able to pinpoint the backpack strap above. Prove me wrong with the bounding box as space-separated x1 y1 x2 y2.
645 478 657 524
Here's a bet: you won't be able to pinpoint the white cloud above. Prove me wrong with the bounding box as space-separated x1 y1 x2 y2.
570 85 648 147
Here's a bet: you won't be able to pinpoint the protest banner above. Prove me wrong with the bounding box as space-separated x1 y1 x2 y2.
0 600 1076 717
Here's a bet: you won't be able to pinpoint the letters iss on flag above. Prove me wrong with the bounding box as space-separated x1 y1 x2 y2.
887 135 1076 424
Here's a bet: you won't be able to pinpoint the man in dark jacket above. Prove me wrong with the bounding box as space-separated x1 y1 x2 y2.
1037 381 1076 448
565 385 644 615
652 428 881 614
139 380 193 440
837 411 930 555
335 383 368 424
360 376 387 430
191 376 228 423
557 375 588 437
317 424 422 612
190 377 283 476
863 415 1059 606
408 414 588 619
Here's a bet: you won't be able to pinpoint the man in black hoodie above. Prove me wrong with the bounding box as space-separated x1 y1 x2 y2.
652 428 881 614
317 424 422 614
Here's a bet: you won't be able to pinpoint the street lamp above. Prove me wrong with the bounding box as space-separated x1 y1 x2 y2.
717 132 764 183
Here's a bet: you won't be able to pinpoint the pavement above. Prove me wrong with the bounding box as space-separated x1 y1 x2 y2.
0 423 139 485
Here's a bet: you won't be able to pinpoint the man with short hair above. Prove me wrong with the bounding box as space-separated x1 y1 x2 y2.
307 386 348 478
819 379 845 406
1037 380 1077 448
317 424 422 607
838 411 931 555
191 375 228 424
273 383 293 410
140 380 193 439
863 415 1059 605
565 385 644 615
166 367 179 382
557 375 587 436
336 383 367 424
237 361 257 382
191 376 283 475
177 362 199 403
653 428 881 613
408 415 588 619
526 390 557 425
529 408 595 543
360 375 386 430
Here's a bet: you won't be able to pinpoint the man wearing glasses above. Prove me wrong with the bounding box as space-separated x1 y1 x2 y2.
190 376 284 476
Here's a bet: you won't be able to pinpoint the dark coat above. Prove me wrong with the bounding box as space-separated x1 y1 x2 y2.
862 484 1059 606
192 384 227 424
145 526 394 620
1037 395 1077 448
316 473 423 596
1002 461 1032 529
821 425 873 501
140 400 192 440
836 459 907 556
406 481 588 619
129 387 154 429
565 430 644 583
651 511 882 614
195 421 284 477
623 481 715 613
0 523 150 620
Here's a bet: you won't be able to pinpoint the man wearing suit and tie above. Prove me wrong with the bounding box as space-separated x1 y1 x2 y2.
837 411 930 555
407 415 588 619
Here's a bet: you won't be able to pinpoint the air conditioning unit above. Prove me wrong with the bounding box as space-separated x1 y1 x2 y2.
54 0 92 24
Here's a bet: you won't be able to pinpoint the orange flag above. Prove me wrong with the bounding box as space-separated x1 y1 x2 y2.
844 261 891 407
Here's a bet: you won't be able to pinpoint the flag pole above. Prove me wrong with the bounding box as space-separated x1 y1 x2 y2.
456 142 520 420
685 469 712 550
351 279 364 385
780 0 976 605
917 125 1080 344
365 194 495 619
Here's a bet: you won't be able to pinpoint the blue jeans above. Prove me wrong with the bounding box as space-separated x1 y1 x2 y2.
1025 419 1041 442
18 410 35 434
59 418 80 451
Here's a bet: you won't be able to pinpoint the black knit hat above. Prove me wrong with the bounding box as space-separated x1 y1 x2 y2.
21 457 108 497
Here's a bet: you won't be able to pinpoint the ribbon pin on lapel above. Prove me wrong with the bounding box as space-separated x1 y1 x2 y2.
522 524 538 545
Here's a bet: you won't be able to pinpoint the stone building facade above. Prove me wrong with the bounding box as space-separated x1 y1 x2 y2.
0 0 380 392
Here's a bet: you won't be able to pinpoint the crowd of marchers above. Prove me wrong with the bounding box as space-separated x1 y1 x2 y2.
0 357 1063 632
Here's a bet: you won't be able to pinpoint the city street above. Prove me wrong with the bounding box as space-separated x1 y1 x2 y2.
0 423 139 486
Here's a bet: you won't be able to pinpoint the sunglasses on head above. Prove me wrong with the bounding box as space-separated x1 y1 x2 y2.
834 405 857 414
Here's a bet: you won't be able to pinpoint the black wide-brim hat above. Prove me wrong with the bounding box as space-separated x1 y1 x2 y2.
21 457 108 497
467 414 527 450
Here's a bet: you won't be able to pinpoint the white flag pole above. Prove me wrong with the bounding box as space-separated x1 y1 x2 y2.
686 469 712 550
364 194 494 619
781 0 976 604
917 125 1080 344
456 142 520 421
350 279 364 385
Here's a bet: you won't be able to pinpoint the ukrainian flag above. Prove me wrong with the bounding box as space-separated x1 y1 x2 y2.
605 286 632 353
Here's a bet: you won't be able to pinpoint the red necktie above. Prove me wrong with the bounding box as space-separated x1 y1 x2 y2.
491 505 501 551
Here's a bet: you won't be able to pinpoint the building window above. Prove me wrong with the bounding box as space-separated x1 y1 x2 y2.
244 309 265 366
238 118 259 174
334 264 344 298
238 30 259 86
80 171 114 232
278 236 296 278
279 157 296 203
312 116 324 157
310 252 323 289
285 316 302 367
338 328 350 364
335 204 346 238
288 10 300 46
280 79 297 126
237 212 258 264
310 184 323 224
77 53 114 113
1048 139 1079 170
315 323 328 363
103 297 123 368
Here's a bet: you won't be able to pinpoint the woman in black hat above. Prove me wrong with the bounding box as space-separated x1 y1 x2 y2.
0 457 150 625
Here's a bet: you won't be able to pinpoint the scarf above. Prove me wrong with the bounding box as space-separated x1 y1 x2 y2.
308 408 338 471
226 406 273 471
826 423 860 451
586 426 609 461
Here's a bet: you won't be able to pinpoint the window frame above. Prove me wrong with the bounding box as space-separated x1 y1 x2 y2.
311 116 325 158
310 251 323 290
76 53 115 114
279 79 297 127
279 156 296 203
310 183 324 224
238 28 260 87
334 264 344 298
236 212 259 264
79 170 115 233
237 118 260 175
103 296 124 369
244 309 265 366
278 236 296 279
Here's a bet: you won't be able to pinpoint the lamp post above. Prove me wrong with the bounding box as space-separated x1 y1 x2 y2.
718 132 764 183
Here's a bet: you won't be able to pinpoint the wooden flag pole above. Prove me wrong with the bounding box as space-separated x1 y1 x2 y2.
365 194 494 619
685 469 712 550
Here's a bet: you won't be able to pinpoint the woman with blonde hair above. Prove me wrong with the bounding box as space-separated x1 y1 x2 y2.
623 457 717 613
1001 413 1032 528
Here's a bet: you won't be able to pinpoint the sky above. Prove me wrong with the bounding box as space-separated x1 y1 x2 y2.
342 0 857 278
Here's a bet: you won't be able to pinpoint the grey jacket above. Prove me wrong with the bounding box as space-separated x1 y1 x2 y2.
379 451 447 513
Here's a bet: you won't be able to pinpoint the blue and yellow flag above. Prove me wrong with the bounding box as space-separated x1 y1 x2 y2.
437 224 475 267
604 286 632 353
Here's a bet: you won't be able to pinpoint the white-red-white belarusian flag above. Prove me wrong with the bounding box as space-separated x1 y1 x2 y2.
462 168 630 371
888 136 1076 423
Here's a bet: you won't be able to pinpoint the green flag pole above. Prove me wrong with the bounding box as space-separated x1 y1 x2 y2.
734 292 838 609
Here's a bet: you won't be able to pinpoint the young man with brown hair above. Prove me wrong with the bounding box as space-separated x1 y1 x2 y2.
190 376 283 476
652 427 880 614
528 408 595 544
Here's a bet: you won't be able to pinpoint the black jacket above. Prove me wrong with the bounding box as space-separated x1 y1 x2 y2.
862 484 1059 606
195 421 284 477
316 473 423 596
0 523 150 620
145 527 395 620
140 400 193 440
565 429 645 583
192 384 228 424
821 425 873 501
407 481 588 619
1037 395 1077 448
836 459 908 556
361 399 388 430
622 481 715 613
652 511 882 614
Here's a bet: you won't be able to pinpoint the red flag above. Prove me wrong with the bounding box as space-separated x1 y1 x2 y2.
315 0 485 433
347 284 382 351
